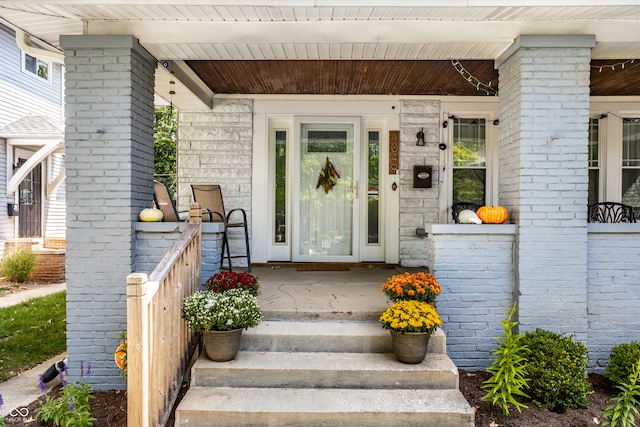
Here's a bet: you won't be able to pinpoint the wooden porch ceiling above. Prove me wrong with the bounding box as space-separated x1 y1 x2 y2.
186 59 640 96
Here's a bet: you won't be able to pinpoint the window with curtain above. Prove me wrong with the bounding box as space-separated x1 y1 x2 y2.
622 118 640 210
588 118 600 206
452 118 486 206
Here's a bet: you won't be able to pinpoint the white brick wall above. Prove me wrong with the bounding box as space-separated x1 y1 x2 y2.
496 36 592 343
428 224 516 370
398 100 440 267
587 226 640 372
178 100 253 266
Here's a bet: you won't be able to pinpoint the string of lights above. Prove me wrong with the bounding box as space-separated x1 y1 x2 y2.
591 59 635 72
451 59 499 96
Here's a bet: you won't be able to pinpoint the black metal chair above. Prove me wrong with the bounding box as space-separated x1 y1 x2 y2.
451 202 481 224
587 202 636 223
191 184 251 272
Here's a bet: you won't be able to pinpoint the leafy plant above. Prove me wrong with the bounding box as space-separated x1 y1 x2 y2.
602 357 640 427
204 271 260 296
181 288 263 332
608 341 640 388
481 302 530 416
1 247 37 282
379 300 442 334
35 361 97 427
521 328 591 413
381 272 441 303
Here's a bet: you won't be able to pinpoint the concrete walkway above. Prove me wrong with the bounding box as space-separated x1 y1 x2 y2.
0 283 66 414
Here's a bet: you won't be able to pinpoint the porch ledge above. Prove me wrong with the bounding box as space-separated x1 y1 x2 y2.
587 223 640 234
428 224 517 235
135 222 225 233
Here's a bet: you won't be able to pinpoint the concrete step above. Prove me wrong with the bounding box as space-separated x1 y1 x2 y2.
191 351 459 389
240 320 446 354
175 387 474 427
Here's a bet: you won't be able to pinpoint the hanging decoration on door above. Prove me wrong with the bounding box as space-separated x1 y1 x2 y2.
316 157 341 194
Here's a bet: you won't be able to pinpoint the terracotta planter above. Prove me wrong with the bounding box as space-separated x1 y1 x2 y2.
203 329 243 362
389 330 430 364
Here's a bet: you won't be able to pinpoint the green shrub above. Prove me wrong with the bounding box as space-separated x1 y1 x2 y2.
608 341 640 388
521 328 591 413
1 248 37 282
481 303 530 416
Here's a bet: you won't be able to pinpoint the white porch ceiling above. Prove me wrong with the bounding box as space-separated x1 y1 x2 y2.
2 1 640 109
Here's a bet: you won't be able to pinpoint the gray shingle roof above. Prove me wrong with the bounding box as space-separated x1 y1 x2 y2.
0 115 64 139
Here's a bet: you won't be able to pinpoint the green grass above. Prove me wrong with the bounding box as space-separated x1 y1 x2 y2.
0 291 66 382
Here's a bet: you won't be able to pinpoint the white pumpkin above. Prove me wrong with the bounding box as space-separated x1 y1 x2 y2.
139 207 163 222
458 209 482 224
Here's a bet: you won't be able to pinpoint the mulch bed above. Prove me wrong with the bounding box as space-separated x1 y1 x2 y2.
5 369 616 426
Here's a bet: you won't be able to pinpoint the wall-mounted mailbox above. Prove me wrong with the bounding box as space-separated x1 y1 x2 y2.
7 203 18 216
413 165 432 188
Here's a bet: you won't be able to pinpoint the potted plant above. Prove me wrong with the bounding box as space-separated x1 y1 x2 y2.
379 300 442 364
381 272 441 303
204 271 260 296
181 288 263 361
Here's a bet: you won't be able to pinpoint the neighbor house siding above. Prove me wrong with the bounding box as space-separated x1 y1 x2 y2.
0 24 63 128
43 153 66 237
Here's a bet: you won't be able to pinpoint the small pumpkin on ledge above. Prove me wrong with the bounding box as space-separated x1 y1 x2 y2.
476 205 508 224
139 202 163 222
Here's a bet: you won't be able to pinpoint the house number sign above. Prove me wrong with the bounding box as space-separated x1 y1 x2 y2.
389 130 399 175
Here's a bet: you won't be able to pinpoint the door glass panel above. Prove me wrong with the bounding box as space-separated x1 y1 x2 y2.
274 130 287 244
367 131 380 244
17 160 42 237
299 123 354 257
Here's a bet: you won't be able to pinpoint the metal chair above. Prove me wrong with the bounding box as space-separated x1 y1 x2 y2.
191 184 251 272
451 202 481 224
153 179 188 222
588 202 636 223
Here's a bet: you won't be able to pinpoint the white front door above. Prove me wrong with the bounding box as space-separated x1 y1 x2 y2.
262 112 389 264
292 117 360 262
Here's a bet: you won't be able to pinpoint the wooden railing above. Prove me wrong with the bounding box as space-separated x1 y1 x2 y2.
126 203 203 427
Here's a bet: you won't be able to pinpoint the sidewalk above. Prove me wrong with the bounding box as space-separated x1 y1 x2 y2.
0 283 66 413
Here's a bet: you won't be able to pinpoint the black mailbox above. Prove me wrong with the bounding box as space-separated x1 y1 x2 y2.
413 165 432 188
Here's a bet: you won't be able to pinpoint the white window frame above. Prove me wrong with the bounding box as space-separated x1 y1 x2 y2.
439 101 499 223
21 51 52 84
590 99 640 205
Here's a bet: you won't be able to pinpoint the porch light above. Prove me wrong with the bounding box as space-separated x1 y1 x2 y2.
416 128 425 146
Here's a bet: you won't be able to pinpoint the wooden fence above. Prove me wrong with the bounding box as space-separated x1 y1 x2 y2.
126 204 203 427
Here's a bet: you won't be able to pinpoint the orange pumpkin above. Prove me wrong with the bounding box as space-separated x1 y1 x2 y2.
477 205 508 224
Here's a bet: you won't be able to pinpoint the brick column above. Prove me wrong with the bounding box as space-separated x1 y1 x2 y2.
496 35 595 340
60 35 156 389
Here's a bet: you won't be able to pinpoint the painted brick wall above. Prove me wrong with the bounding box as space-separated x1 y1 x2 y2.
134 222 224 283
428 224 516 370
399 100 440 267
177 100 253 267
497 36 592 342
587 227 640 372
61 35 156 389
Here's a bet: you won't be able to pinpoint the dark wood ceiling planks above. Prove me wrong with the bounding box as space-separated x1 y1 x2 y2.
186 59 640 96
